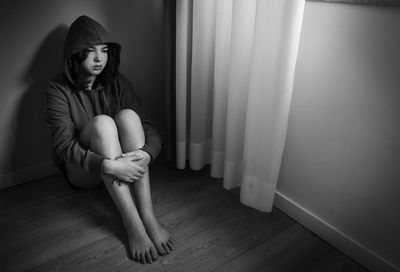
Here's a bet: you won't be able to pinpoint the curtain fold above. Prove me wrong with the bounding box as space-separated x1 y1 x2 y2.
176 0 305 212
175 0 191 169
223 0 257 190
210 0 232 178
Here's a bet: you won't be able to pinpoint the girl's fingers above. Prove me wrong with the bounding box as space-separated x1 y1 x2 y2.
125 177 133 183
133 174 143 181
127 154 143 162
121 151 138 157
130 174 143 182
137 167 146 174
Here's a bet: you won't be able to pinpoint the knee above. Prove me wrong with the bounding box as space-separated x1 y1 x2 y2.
92 115 118 138
115 109 142 127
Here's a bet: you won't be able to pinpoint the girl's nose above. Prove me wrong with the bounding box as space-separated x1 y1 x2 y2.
94 53 101 62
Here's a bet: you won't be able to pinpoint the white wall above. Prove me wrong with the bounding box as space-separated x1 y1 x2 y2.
0 0 166 186
277 2 400 271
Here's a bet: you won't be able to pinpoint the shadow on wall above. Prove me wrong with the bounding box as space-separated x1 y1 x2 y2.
102 1 168 142
11 25 68 172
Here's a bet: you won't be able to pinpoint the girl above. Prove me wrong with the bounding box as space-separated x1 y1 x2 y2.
46 15 173 264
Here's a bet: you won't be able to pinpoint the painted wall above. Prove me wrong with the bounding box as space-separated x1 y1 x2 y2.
0 0 166 181
278 2 400 270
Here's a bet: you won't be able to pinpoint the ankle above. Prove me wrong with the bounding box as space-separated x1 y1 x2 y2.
142 212 159 223
123 216 144 230
138 207 155 219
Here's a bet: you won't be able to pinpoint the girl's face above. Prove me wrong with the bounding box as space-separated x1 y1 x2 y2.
81 44 108 77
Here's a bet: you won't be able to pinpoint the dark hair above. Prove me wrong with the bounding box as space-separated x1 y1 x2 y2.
68 43 120 88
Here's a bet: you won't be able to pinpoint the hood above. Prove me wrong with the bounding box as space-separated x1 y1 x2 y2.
64 15 121 85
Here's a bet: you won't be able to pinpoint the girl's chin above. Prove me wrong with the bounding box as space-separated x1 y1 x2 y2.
90 70 103 75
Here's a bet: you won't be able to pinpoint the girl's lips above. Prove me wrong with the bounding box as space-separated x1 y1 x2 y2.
93 65 103 70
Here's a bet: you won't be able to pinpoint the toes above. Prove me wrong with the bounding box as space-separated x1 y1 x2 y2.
156 244 167 256
145 251 152 263
150 247 158 261
133 251 139 262
140 252 146 264
133 250 153 264
162 242 171 254
167 239 174 250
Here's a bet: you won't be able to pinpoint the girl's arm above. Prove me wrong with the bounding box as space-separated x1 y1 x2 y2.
45 82 106 173
117 75 162 162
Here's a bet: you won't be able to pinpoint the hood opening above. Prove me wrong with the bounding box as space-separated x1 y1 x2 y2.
64 15 121 88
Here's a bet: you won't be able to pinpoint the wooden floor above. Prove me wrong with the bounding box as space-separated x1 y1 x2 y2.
0 159 368 272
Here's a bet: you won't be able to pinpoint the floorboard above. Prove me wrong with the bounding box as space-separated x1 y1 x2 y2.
0 159 368 272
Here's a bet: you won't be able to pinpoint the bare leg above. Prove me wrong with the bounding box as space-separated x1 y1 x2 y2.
79 115 157 263
115 109 173 255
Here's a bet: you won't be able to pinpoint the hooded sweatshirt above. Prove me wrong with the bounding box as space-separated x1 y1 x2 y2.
46 15 161 173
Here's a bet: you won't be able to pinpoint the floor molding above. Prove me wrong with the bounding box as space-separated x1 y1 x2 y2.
0 161 60 190
274 190 399 272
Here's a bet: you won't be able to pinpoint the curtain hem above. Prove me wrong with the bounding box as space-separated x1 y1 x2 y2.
240 175 277 212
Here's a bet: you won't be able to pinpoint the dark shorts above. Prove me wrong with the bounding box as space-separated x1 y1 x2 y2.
61 161 102 190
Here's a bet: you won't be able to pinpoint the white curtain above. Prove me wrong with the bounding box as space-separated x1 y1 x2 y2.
176 0 305 212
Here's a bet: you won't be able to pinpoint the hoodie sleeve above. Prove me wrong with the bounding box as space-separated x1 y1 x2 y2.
46 83 106 173
117 75 162 162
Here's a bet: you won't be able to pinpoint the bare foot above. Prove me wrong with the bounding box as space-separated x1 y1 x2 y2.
142 214 174 256
125 221 158 264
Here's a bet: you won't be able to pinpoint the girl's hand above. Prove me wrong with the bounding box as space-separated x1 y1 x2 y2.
103 156 146 183
121 150 151 169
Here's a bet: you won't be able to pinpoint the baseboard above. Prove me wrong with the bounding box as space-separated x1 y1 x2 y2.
274 191 399 272
0 161 60 190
